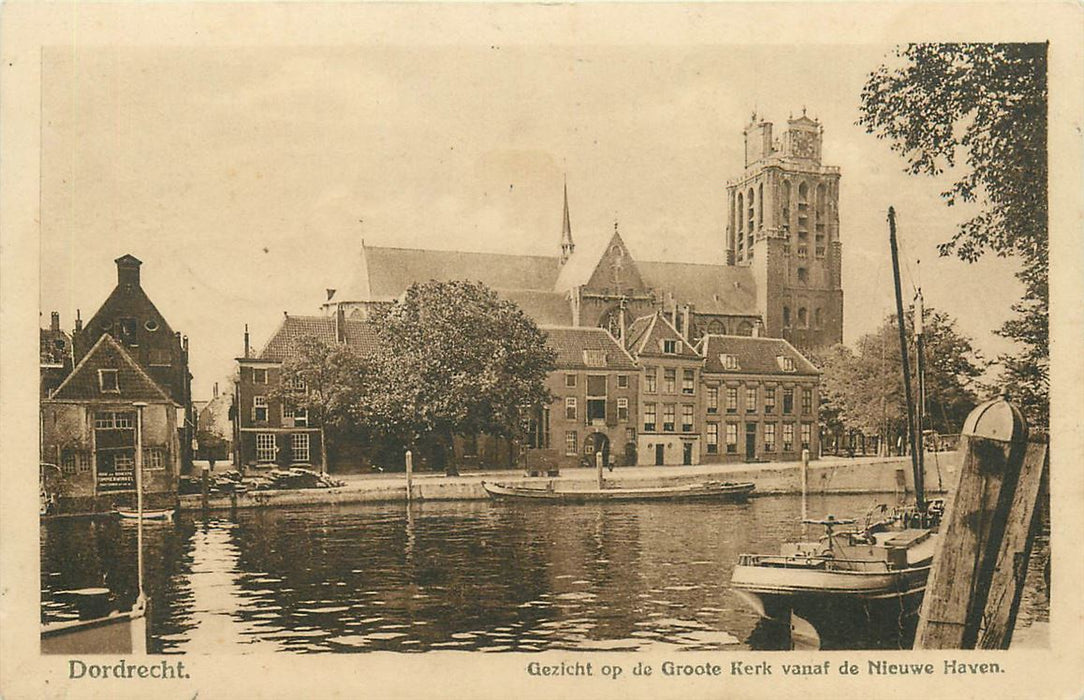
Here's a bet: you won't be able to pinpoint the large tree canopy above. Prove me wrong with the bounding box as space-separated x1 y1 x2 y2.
819 307 984 447
858 43 1048 427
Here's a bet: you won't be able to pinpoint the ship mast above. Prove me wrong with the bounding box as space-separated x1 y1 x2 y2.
888 207 925 511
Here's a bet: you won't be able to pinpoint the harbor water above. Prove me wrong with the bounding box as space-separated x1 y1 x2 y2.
40 494 1049 653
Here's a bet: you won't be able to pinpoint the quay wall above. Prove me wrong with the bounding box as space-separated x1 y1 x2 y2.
178 453 959 511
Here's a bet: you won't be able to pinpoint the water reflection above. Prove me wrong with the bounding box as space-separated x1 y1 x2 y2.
40 495 1049 654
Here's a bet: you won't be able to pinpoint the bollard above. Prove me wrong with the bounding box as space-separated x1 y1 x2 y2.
201 467 210 514
916 396 1039 649
405 450 413 502
596 450 604 490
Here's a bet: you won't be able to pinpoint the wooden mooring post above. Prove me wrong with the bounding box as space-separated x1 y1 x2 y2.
405 450 414 503
915 396 1048 649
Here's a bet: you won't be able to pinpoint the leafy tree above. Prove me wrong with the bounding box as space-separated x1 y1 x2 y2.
819 307 984 451
858 43 1048 427
367 280 556 474
273 334 372 446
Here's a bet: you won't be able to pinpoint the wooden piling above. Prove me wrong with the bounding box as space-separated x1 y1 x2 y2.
915 397 1035 649
405 450 413 502
596 450 604 490
201 468 210 514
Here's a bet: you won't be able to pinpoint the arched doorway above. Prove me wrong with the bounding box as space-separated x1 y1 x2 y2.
583 432 610 467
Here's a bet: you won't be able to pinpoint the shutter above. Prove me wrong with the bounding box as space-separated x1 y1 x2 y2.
606 399 618 427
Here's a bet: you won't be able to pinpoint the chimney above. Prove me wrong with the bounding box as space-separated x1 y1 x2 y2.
213 382 219 399
326 289 336 301
682 305 691 341
50 311 60 332
335 304 347 343
74 309 83 333
244 324 250 359
115 254 142 287
182 335 189 353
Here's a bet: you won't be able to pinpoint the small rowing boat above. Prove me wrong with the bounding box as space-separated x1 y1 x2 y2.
481 479 755 503
115 507 175 521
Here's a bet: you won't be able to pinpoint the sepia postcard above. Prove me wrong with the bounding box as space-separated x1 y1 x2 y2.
2 2 1082 699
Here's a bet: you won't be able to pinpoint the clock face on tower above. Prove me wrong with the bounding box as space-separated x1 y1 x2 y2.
793 131 816 158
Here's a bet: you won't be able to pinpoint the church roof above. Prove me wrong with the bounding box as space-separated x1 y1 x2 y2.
541 326 638 371
335 244 560 302
698 334 819 376
257 315 382 361
637 260 757 316
495 288 573 326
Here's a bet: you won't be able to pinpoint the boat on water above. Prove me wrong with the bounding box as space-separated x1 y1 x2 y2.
482 479 755 503
730 207 942 649
731 503 942 649
116 507 175 521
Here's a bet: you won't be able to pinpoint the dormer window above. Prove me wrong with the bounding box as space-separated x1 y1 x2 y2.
777 356 796 373
583 349 606 367
662 339 681 354
98 369 119 393
719 354 740 371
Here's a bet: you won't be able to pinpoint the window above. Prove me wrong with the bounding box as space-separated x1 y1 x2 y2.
814 308 823 329
149 349 171 367
726 387 738 413
783 388 794 414
253 368 268 384
720 354 740 370
253 396 269 422
583 349 606 367
802 388 813 414
287 376 306 391
586 375 607 396
663 339 678 354
798 308 808 328
681 404 694 432
663 404 676 432
726 423 738 454
94 411 133 429
528 407 552 449
682 369 695 395
626 428 636 443
765 387 776 414
98 369 119 393
797 267 808 284
783 307 791 328
746 385 757 413
764 423 777 452
783 423 795 452
617 397 629 422
565 374 577 388
643 403 657 432
664 368 676 394
61 451 77 475
707 424 719 453
292 433 311 463
256 433 276 462
117 317 138 346
617 374 629 389
283 403 309 427
645 368 657 394
144 319 159 332
778 356 797 373
707 386 719 414
586 375 607 422
565 431 578 456
145 448 165 470
801 423 812 451
114 452 134 473
565 397 577 421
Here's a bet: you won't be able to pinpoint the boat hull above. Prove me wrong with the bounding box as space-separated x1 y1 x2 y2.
731 560 930 649
482 480 755 503
116 508 175 521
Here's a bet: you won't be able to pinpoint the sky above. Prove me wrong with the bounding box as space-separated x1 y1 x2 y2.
39 42 1025 400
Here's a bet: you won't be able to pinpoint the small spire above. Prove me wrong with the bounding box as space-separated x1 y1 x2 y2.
559 177 575 265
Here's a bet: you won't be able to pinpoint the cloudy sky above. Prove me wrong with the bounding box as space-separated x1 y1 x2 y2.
39 39 1024 399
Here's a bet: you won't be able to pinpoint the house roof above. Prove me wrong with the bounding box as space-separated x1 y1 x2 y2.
698 334 820 377
540 326 638 371
333 244 561 303
637 260 758 316
40 327 72 367
50 334 175 403
257 315 382 361
625 311 703 360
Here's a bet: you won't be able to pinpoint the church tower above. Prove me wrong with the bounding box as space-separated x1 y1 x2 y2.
725 111 843 350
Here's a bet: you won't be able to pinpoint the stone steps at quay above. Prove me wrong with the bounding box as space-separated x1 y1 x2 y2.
177 452 959 511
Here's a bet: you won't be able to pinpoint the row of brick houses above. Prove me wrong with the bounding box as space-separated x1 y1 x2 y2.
233 308 820 473
40 255 194 509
